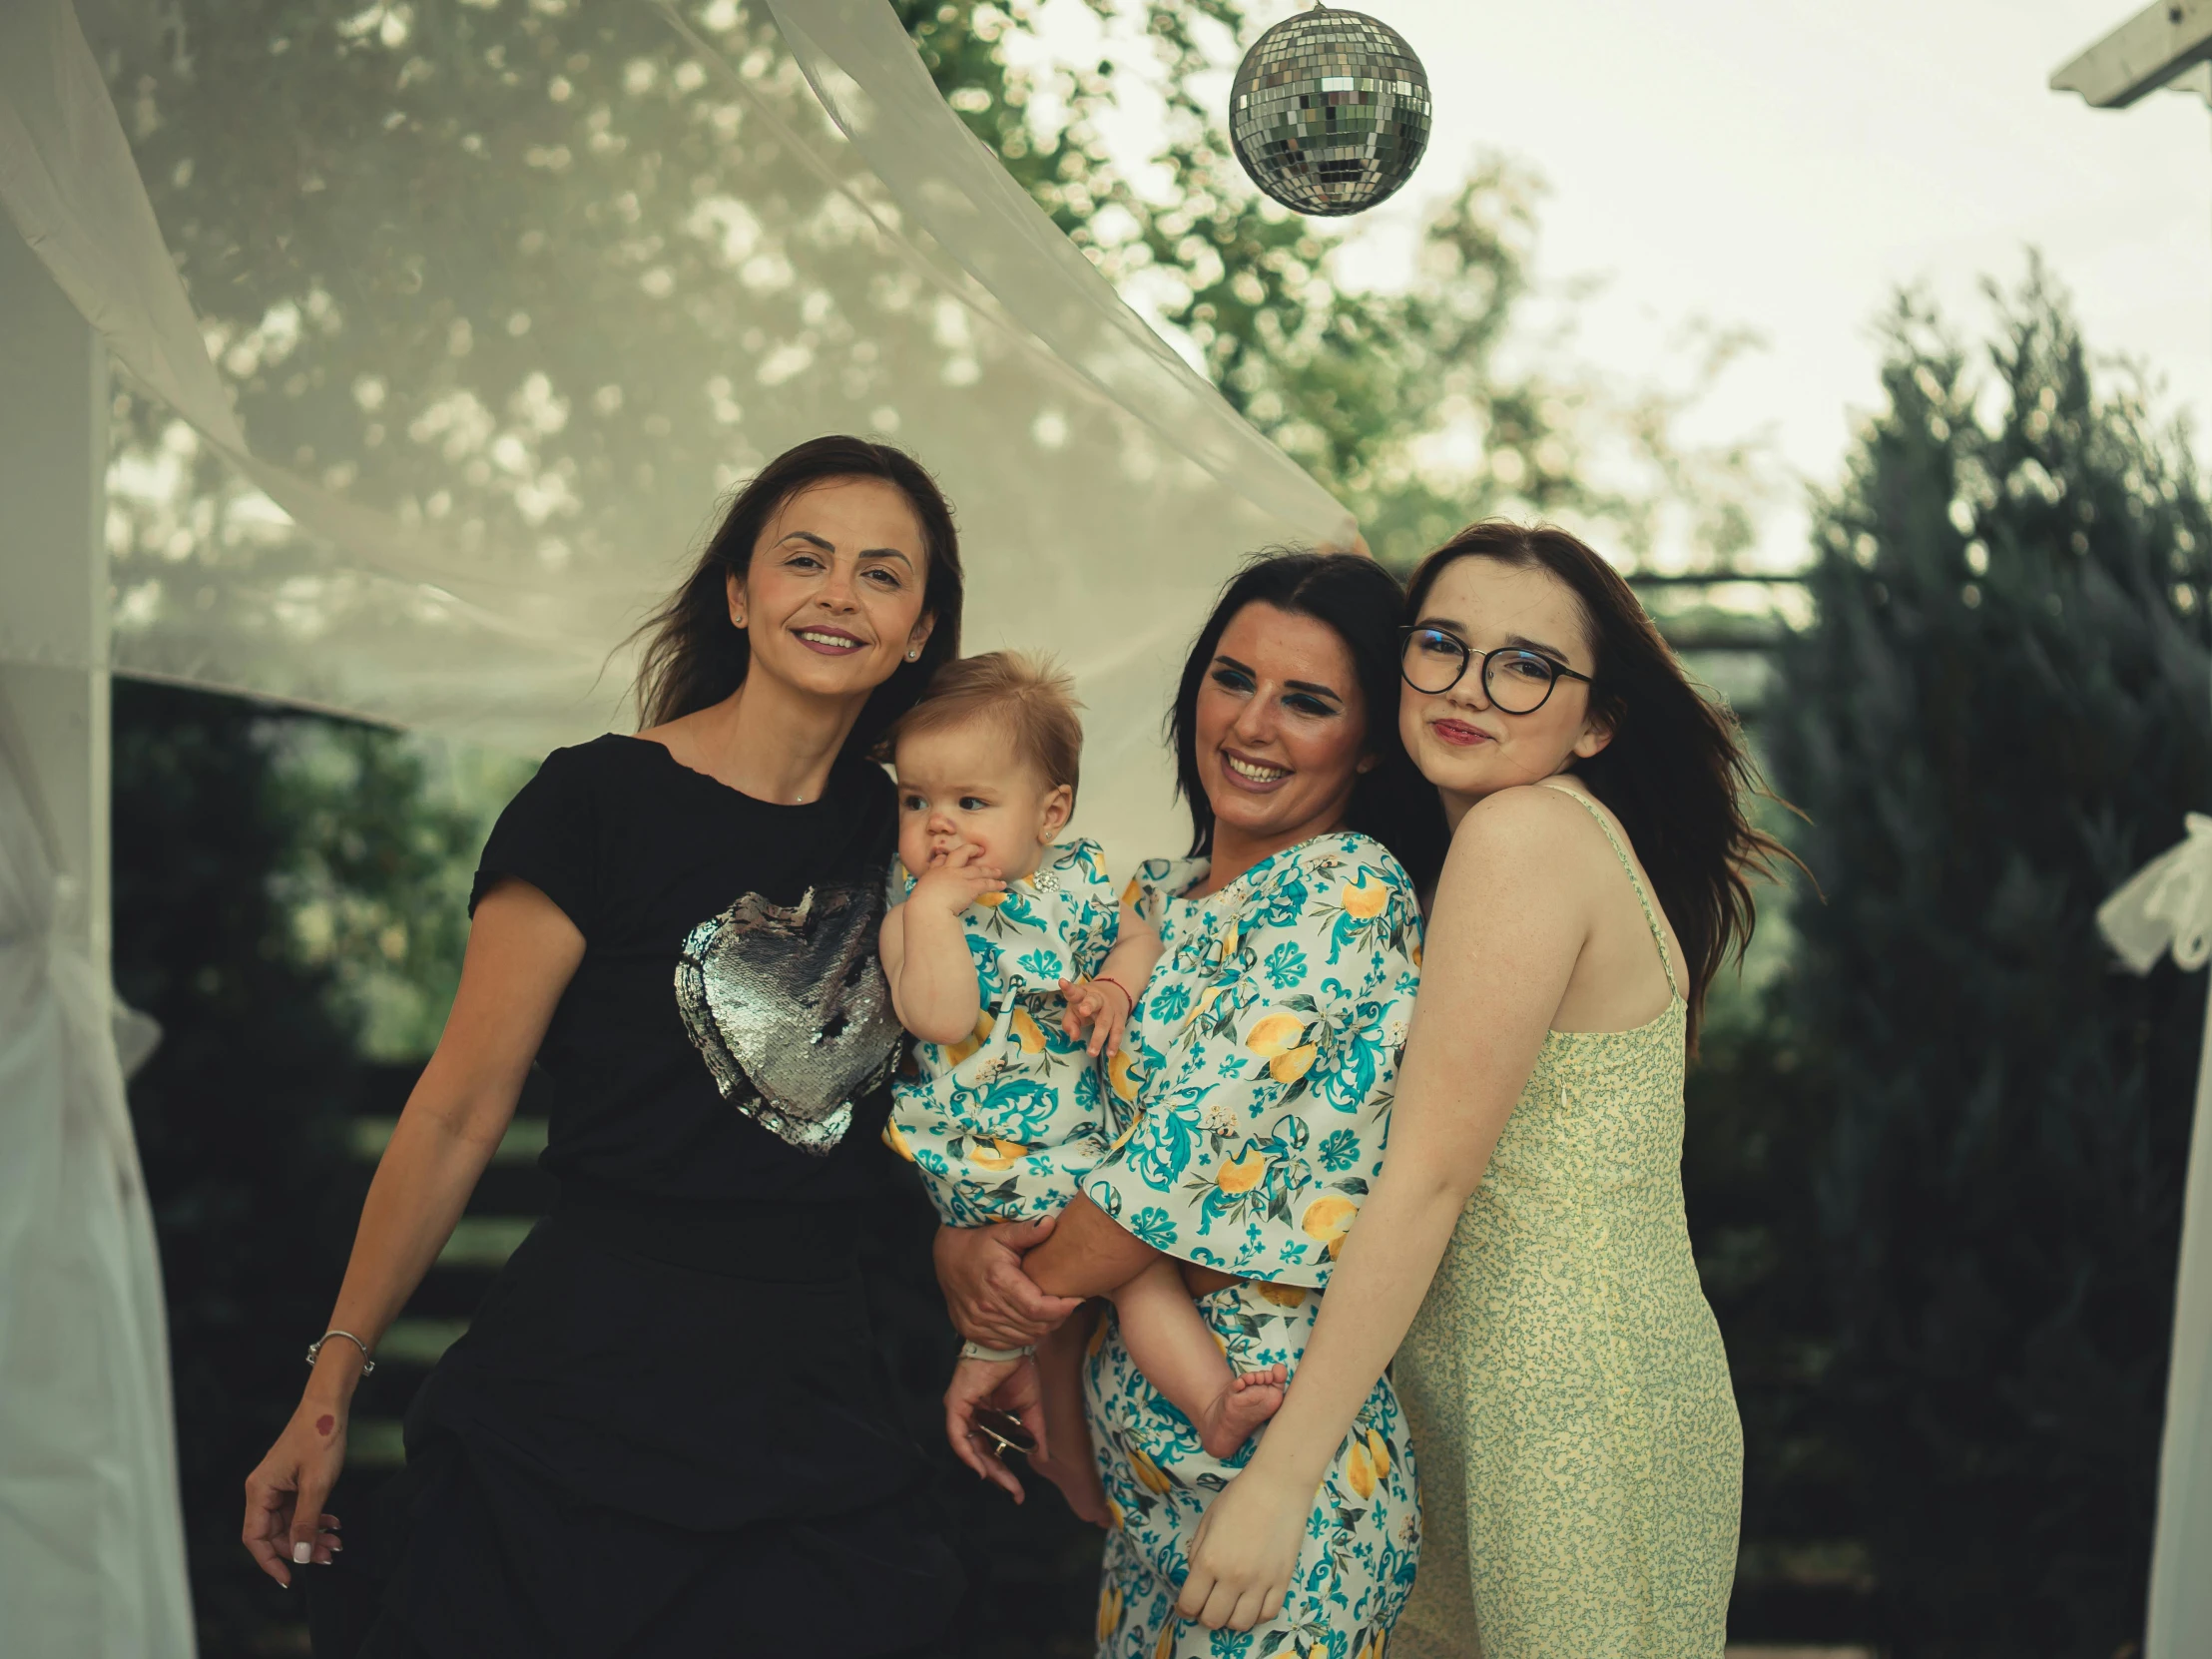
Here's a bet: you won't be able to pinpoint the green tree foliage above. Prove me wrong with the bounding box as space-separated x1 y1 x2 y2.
900 2 1768 566
264 725 523 1058
113 683 371 1653
1761 265 2209 1654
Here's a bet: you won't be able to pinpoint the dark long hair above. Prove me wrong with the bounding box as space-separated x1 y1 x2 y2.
1171 551 1448 891
1404 521 1799 1046
629 436 964 752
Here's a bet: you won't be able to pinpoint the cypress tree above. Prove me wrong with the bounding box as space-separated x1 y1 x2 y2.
1764 264 2210 1654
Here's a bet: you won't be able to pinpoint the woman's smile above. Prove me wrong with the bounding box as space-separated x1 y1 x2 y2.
794 624 866 655
1220 748 1293 792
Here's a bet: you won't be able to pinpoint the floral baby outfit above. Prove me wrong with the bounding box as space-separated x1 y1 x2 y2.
1079 831 1425 1659
883 837 1120 1226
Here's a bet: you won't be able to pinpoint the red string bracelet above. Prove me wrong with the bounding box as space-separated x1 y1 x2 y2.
1092 974 1136 1013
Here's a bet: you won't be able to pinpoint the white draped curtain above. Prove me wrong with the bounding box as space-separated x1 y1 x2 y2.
0 732 191 1658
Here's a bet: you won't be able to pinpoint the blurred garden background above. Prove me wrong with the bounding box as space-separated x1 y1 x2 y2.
101 2 2207 1655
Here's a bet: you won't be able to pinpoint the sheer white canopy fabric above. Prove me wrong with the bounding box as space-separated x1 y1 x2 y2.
0 734 192 1659
2100 830 2212 1659
0 0 1354 862
755 0 1349 523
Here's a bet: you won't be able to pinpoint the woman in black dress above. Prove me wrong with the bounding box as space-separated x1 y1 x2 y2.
242 435 967 1658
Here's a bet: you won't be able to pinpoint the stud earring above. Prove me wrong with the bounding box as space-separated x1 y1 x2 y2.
907 649 919 661
733 613 746 627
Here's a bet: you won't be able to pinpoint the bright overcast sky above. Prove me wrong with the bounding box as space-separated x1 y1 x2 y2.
1030 0 2212 569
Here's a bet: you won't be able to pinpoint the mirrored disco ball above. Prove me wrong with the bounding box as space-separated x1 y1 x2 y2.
1230 6 1431 218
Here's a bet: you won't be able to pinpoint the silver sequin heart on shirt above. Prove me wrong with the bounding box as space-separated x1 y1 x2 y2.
674 883 900 1155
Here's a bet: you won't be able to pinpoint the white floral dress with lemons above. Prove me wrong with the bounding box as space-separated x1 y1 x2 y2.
883 837 1121 1226
1078 831 1423 1659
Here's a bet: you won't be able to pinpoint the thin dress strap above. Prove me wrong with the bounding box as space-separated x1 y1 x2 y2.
1537 783 1682 1000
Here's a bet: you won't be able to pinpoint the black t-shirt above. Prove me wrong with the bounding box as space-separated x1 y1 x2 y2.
469 734 902 1211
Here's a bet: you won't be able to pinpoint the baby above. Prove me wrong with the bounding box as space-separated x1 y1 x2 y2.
878 652 1286 1506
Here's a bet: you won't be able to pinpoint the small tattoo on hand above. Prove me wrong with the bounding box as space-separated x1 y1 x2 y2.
315 1414 334 1437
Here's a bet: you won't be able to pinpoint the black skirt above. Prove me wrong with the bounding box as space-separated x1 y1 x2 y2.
338 1199 963 1659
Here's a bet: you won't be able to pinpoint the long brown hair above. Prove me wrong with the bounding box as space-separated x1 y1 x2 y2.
630 436 964 752
1404 522 1799 1047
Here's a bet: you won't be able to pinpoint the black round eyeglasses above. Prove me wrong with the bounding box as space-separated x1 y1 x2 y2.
1398 626 1594 715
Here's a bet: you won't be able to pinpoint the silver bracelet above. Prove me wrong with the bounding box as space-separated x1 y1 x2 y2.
959 1339 1034 1363
305 1330 376 1376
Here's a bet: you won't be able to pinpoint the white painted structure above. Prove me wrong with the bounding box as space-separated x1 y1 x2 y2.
2053 0 2212 106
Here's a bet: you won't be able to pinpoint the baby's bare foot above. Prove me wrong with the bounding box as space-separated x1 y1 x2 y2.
1198 1364 1289 1459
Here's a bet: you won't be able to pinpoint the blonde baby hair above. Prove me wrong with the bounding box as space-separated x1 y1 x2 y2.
889 650 1083 805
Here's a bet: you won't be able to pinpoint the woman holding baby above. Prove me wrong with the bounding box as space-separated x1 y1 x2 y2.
931 550 1445 1655
939 525 1786 1658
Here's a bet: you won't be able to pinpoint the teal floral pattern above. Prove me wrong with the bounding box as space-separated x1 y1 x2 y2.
1078 832 1421 1288
883 838 1119 1226
1082 832 1425 1658
1087 1281 1418 1659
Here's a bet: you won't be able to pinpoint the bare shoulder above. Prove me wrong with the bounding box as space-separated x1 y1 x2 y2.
1450 783 1601 859
1434 785 1621 928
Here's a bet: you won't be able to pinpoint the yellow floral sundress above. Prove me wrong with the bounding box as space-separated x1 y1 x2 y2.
1391 786 1742 1658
